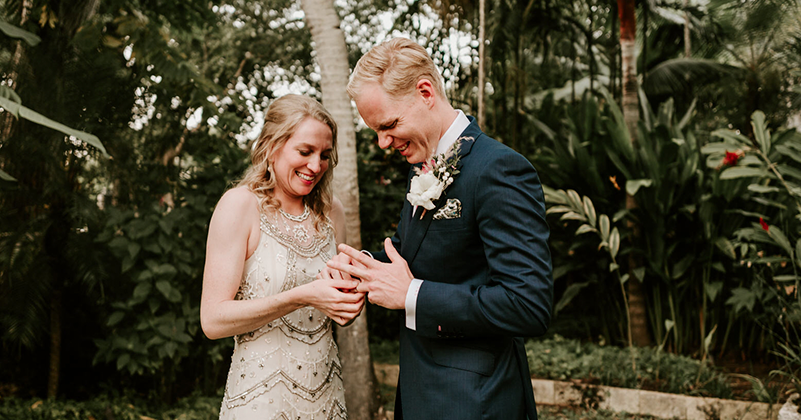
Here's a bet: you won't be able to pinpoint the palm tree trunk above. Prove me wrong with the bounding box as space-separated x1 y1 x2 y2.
1 0 33 142
300 1 382 419
477 0 487 129
684 0 691 57
610 0 619 100
619 0 652 347
47 290 62 399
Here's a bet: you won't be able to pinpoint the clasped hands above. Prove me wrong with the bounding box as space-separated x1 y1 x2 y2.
318 238 413 311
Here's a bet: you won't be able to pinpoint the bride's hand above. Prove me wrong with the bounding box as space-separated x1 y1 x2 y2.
301 279 365 326
318 252 355 280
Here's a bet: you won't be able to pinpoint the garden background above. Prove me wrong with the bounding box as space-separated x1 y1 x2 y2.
1 0 800 418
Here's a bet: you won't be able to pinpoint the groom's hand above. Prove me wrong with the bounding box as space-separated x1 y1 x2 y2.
318 252 356 282
327 238 412 310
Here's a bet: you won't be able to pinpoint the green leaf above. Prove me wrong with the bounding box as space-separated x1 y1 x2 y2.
117 353 131 371
128 242 141 259
582 197 596 228
121 256 135 273
773 275 798 282
0 97 108 156
575 224 596 235
560 212 587 222
751 111 770 152
546 205 573 215
714 237 737 260
703 324 718 353
664 319 675 332
599 214 611 241
776 144 801 165
796 238 801 266
0 169 17 182
566 190 583 211
164 341 178 358
155 280 181 302
0 21 41 46
726 287 756 313
671 254 694 279
542 185 568 205
626 179 653 196
108 236 129 255
107 312 125 326
768 226 793 257
700 142 736 154
633 267 645 282
155 280 173 298
619 273 630 285
609 227 620 259
154 264 178 277
705 281 724 302
777 164 801 182
142 242 161 254
609 263 619 272
127 220 158 239
752 197 788 210
711 129 753 147
159 219 174 234
719 166 769 180
133 282 151 300
158 234 173 253
747 184 780 193
553 265 572 281
554 281 593 315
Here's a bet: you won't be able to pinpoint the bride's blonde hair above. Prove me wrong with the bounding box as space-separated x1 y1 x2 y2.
237 94 338 232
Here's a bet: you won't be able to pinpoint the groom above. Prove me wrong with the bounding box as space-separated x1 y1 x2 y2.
325 38 553 419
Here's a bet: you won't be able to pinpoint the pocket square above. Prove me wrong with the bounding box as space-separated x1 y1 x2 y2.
433 198 462 220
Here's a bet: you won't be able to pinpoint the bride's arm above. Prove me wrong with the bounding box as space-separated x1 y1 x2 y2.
200 188 362 340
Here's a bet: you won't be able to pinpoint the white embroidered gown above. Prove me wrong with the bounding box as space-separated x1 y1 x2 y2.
219 212 347 420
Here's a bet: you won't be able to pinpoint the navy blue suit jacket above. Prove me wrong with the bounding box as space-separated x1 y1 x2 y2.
374 117 553 420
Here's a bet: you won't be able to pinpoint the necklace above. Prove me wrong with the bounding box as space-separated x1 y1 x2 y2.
278 204 310 222
277 204 311 243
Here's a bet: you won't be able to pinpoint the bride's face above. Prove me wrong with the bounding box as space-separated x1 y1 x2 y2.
271 117 333 204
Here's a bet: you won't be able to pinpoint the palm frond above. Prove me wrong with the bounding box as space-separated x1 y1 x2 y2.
643 58 744 96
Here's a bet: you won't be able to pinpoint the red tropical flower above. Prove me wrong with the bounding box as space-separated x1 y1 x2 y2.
721 150 741 167
759 217 769 232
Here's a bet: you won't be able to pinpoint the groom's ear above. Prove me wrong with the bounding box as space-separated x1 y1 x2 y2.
416 79 437 108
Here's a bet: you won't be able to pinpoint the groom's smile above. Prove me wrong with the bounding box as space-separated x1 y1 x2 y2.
353 82 440 164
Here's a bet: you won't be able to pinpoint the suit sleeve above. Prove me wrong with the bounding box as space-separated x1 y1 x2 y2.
414 152 553 338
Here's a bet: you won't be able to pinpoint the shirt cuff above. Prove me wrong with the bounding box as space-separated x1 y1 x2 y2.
405 279 424 330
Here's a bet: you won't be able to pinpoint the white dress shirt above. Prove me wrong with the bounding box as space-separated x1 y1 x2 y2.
405 110 470 330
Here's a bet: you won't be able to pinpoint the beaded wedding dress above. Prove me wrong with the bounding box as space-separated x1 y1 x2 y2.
219 208 347 420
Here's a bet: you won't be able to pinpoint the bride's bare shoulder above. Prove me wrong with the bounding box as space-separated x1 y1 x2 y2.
211 186 261 222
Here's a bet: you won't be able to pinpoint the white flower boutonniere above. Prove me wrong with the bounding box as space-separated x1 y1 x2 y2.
407 137 469 219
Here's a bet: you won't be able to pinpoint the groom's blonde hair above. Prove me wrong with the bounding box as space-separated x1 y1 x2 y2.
347 38 447 101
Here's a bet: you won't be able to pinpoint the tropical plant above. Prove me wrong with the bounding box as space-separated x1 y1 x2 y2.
701 110 801 396
536 90 793 364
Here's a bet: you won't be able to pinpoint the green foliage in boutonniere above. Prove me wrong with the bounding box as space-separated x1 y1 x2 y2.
407 137 471 218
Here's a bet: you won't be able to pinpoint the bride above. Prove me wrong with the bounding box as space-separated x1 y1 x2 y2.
201 94 364 419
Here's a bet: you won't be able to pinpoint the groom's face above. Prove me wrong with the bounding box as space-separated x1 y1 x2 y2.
354 82 438 164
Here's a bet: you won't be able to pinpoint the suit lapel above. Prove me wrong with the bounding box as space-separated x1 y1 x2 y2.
399 117 482 264
401 204 436 262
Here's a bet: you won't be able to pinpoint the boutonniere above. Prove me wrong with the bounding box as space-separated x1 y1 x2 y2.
406 137 470 219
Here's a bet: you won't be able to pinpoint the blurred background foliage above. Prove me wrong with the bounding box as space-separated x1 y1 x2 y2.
1 0 800 408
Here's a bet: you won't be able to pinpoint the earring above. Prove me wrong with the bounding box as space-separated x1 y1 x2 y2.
266 163 274 180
